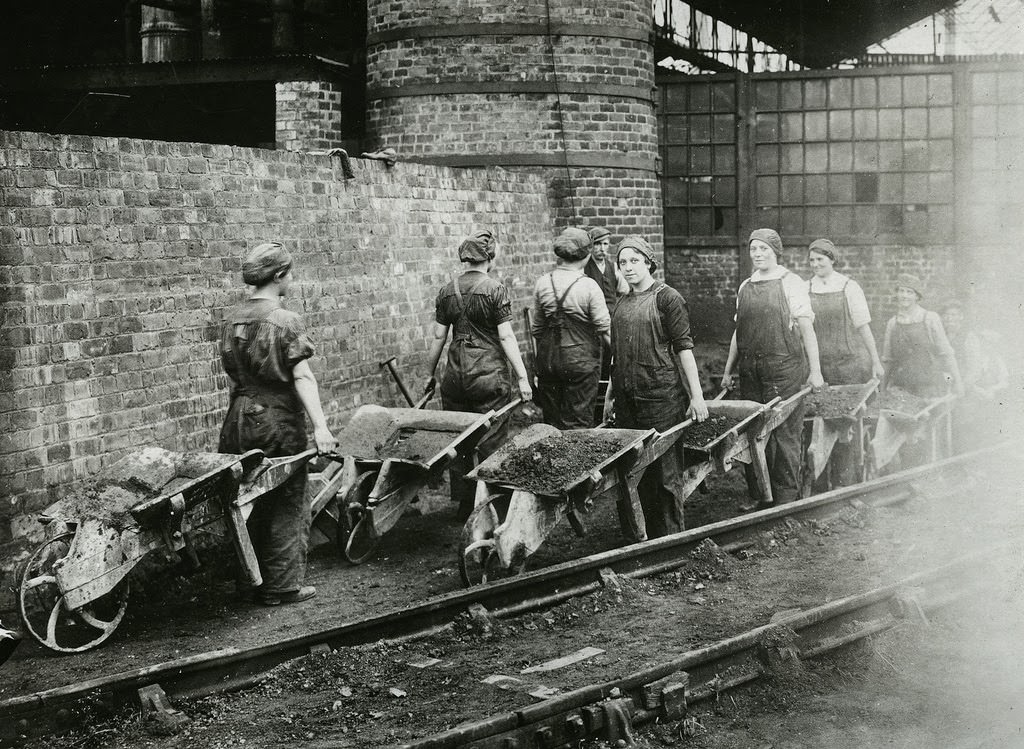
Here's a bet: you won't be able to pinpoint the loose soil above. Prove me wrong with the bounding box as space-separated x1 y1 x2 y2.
681 414 746 449
477 431 636 495
803 387 869 419
377 428 455 463
868 388 931 417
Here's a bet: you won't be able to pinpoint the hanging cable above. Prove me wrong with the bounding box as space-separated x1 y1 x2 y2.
543 0 577 220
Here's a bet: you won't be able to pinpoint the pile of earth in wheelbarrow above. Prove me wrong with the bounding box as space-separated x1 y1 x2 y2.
804 386 868 419
681 414 745 450
867 388 932 418
477 430 638 495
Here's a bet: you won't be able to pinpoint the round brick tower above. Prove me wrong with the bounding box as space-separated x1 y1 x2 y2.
364 0 662 251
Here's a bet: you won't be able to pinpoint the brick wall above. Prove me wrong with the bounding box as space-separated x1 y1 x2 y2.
0 129 555 610
275 80 346 152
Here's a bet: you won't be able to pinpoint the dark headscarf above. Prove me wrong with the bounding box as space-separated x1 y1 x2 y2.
242 242 292 286
616 236 657 271
458 229 496 263
553 227 592 261
748 228 784 261
896 273 924 299
808 238 838 264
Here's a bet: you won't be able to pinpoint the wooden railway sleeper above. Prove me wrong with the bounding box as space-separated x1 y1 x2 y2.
137 684 189 731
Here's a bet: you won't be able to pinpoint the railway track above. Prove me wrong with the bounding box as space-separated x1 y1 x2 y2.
0 444 1013 746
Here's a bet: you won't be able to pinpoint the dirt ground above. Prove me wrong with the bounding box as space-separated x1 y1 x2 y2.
8 443 1020 749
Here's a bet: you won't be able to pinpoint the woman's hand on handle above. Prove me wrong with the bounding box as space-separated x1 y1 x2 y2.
313 425 339 456
806 371 826 390
687 395 709 422
517 376 533 401
721 372 736 392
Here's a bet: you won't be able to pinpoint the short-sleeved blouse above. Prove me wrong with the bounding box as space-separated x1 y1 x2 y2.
220 298 315 388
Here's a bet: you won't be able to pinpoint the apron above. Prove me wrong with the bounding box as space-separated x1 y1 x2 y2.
536 274 601 382
440 273 512 412
611 283 687 432
888 319 944 396
736 274 808 401
810 281 870 385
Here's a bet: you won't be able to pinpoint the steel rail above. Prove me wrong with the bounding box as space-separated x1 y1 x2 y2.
0 444 1010 744
400 551 998 749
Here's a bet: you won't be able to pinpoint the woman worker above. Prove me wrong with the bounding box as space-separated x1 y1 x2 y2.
218 242 339 606
608 236 708 538
721 229 825 507
806 238 884 384
880 274 963 398
424 229 533 522
531 227 611 429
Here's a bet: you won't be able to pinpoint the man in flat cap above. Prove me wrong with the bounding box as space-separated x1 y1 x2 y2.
219 242 338 606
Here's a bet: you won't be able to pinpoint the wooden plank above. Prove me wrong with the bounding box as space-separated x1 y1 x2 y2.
224 500 262 587
614 465 647 543
520 647 605 674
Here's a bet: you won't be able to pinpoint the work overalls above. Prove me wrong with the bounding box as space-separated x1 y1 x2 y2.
736 275 808 505
440 273 514 519
887 319 946 398
611 283 689 538
535 274 602 430
810 281 870 386
218 304 309 597
585 256 619 379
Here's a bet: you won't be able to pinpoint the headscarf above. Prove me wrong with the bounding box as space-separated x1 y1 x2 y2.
895 273 924 299
242 242 292 286
553 227 592 261
458 228 496 263
748 228 784 261
587 226 611 243
808 238 838 264
616 236 657 271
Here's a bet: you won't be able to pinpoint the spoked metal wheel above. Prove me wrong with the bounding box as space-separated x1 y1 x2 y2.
18 531 129 653
459 496 526 586
338 471 381 565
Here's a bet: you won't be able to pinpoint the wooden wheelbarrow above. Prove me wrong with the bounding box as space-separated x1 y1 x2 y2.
17 446 336 654
866 389 957 476
308 400 521 564
800 379 879 494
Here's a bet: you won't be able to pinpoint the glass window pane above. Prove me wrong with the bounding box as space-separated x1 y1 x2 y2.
805 207 829 236
665 146 687 174
929 107 953 138
781 207 803 235
780 81 802 110
904 108 928 138
757 205 779 228
755 80 778 110
929 140 953 171
972 138 998 169
829 142 853 171
997 105 1023 138
781 175 804 204
928 74 953 106
665 208 687 236
756 113 779 142
829 206 854 235
690 115 711 144
712 82 735 111
713 176 736 205
854 173 879 203
829 110 853 140
878 76 902 106
690 208 712 234
805 111 828 141
805 175 827 203
879 204 903 233
853 110 877 139
998 71 1024 102
828 78 852 108
756 144 779 173
971 107 998 139
878 109 902 139
929 207 953 239
713 145 735 174
971 72 999 104
878 173 901 203
903 140 928 170
757 176 779 205
690 85 711 112
903 76 928 106
904 173 928 202
854 77 877 107
689 147 711 173
853 141 879 170
713 114 735 143
690 179 712 204
879 141 902 170
828 174 853 203
929 172 953 203
806 143 828 173
805 79 827 108
904 206 929 237
781 144 804 173
853 205 878 235
664 86 686 112
663 178 688 205
664 115 687 143
716 207 737 235
780 112 803 142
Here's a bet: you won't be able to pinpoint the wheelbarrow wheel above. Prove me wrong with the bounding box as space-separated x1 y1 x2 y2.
338 471 381 565
18 531 129 654
459 496 526 587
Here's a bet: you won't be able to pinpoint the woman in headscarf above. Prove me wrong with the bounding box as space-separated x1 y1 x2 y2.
806 238 884 385
424 229 533 521
531 227 611 429
721 229 824 507
880 274 963 398
608 236 708 538
218 242 338 606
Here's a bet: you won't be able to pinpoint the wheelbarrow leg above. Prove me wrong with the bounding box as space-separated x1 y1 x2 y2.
224 499 262 587
615 464 647 543
750 433 775 506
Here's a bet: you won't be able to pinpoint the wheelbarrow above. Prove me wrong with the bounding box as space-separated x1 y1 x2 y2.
866 389 957 476
310 399 521 564
17 446 334 654
800 380 879 494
